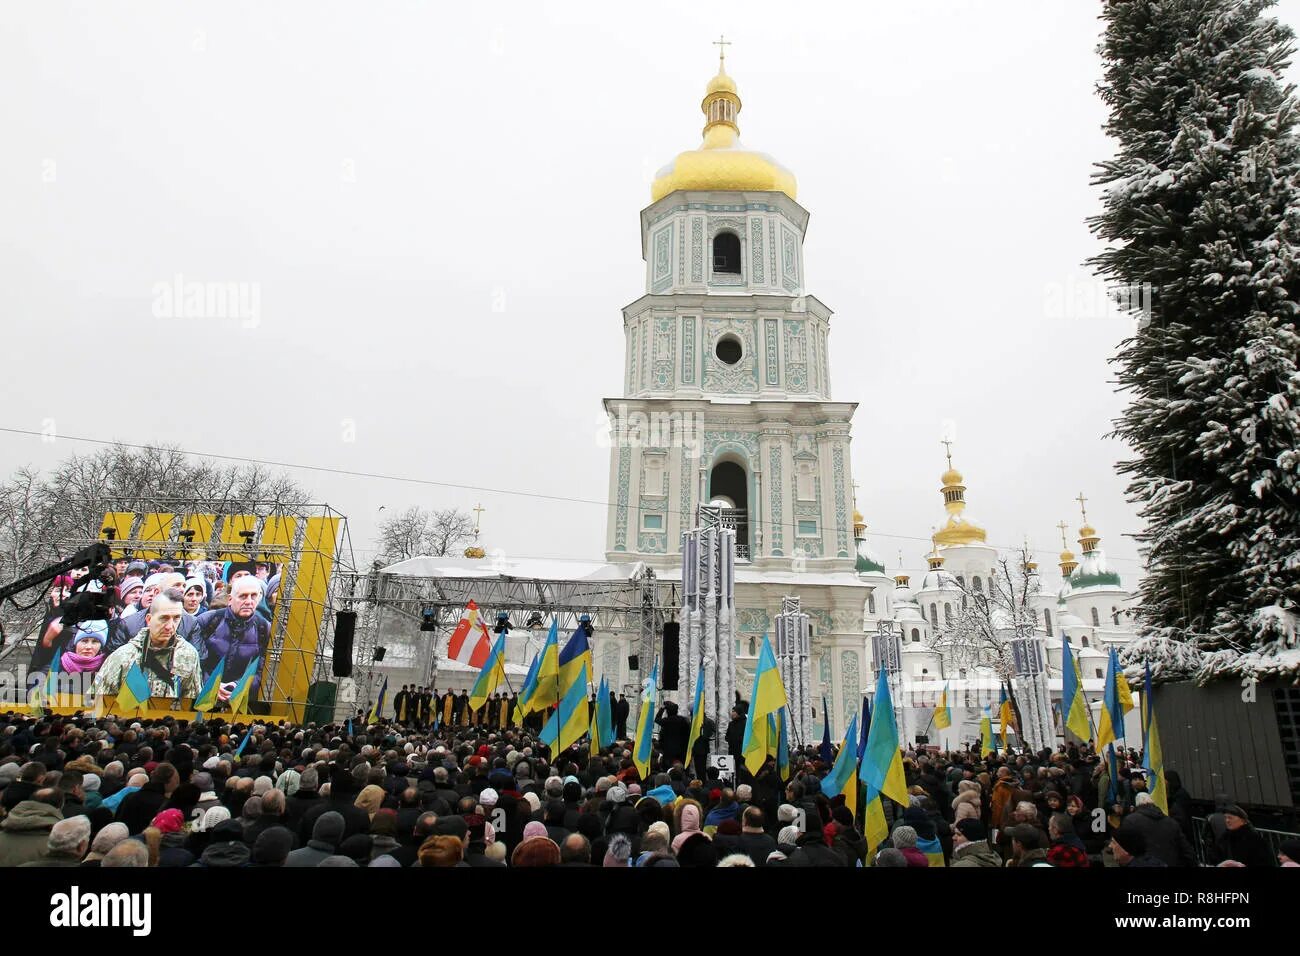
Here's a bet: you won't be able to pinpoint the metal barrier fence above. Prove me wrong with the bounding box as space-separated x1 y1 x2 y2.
1192 816 1298 865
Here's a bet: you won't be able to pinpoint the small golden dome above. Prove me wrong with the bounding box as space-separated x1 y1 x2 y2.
463 546 486 560
941 468 963 487
1079 523 1096 539
706 67 737 95
1059 549 1076 564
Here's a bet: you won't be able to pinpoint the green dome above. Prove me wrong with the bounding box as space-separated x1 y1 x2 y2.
855 536 886 575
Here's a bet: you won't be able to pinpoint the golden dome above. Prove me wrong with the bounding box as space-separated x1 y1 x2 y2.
852 507 865 533
706 67 737 95
1079 523 1096 539
1059 549 1076 564
933 446 986 547
650 55 797 202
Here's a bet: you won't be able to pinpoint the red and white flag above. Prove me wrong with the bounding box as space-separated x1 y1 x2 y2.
447 599 492 668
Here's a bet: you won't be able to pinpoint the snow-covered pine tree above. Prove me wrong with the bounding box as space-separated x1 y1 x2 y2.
1089 0 1300 673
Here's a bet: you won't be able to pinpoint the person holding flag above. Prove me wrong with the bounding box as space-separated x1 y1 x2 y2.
93 592 202 707
368 677 389 725
468 633 509 717
684 666 713 779
540 636 591 760
632 661 659 780
860 668 910 862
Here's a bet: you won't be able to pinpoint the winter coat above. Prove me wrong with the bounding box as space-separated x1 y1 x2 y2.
714 831 776 867
192 607 271 705
951 840 1001 868
830 825 868 866
93 630 203 701
0 801 65 867
1205 816 1276 868
115 782 169 835
1119 804 1195 867
952 787 981 821
783 831 847 867
194 840 250 867
1047 836 1090 867
1012 847 1053 867
725 718 746 759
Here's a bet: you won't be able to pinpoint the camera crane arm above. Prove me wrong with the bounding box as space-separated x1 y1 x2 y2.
0 542 112 610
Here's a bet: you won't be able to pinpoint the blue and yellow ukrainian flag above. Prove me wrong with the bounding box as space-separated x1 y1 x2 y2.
1096 647 1124 751
859 668 909 806
469 634 508 711
633 660 658 779
819 712 859 812
517 649 542 716
558 625 592 697
774 707 790 782
1061 634 1091 741
979 707 996 756
114 660 153 713
228 656 261 715
594 675 615 750
1142 663 1167 814
741 635 788 774
917 831 946 867
193 658 225 716
998 683 1015 748
934 680 951 730
367 676 388 724
541 659 590 757
684 665 706 764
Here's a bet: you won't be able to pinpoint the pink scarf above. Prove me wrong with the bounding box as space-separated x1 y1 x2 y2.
60 650 104 674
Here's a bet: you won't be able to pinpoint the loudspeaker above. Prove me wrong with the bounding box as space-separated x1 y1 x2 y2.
628 654 639 671
374 646 387 662
304 680 337 725
661 622 680 690
333 611 356 677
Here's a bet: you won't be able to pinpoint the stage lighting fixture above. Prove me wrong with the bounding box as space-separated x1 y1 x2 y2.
420 607 438 632
494 610 511 634
525 611 544 629
579 612 593 638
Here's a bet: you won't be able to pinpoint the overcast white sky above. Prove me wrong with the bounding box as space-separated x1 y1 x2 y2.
5 1 1300 586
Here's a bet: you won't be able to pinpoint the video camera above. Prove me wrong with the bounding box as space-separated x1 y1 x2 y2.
58 543 118 631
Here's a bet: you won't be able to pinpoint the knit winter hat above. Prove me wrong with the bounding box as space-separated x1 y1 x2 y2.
479 788 499 808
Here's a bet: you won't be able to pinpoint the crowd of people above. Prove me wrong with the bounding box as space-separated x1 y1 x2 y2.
0 706 1294 869
24 557 280 709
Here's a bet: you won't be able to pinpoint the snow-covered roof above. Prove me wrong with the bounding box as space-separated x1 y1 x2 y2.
382 555 648 582
1069 550 1124 592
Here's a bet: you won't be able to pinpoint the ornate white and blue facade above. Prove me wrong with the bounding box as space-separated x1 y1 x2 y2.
603 56 870 736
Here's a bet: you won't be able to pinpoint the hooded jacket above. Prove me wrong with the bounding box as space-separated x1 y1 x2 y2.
194 840 250 867
951 839 1002 868
285 811 345 867
0 801 65 867
1120 804 1195 867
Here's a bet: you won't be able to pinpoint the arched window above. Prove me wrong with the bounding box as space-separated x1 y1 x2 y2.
748 635 757 656
944 603 952 625
1082 635 1089 647
1044 608 1053 632
1091 607 1100 627
956 575 965 589
973 576 983 593
1111 607 1120 625
929 604 938 627
867 593 876 615
712 231 741 274
911 628 920 643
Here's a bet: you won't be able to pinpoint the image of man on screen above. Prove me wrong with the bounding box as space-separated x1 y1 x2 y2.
193 575 272 708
